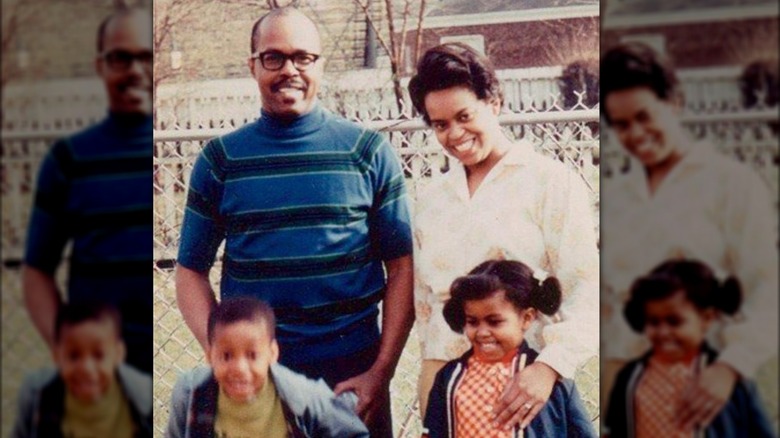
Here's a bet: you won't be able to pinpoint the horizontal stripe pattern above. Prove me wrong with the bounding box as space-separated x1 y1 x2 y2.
178 107 412 363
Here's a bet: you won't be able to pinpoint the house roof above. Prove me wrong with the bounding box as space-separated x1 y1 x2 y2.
423 0 599 17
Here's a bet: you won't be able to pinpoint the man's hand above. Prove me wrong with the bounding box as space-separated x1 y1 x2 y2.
493 361 558 430
677 362 737 431
334 365 391 426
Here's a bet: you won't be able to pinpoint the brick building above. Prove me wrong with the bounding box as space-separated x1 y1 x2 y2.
601 0 778 68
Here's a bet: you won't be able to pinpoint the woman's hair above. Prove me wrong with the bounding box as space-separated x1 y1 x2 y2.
600 41 681 124
408 43 503 124
623 259 742 332
443 259 562 333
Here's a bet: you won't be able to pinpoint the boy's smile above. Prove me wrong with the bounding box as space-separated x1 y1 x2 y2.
208 320 279 402
54 318 126 403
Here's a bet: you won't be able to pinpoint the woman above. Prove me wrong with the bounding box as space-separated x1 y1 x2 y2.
600 42 778 431
408 43 599 428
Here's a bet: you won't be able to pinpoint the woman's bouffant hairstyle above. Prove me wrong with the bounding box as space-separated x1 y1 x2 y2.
623 259 742 333
600 42 681 124
443 260 562 333
408 43 503 124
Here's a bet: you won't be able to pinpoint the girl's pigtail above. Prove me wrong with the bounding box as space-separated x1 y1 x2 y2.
715 276 742 315
533 276 562 316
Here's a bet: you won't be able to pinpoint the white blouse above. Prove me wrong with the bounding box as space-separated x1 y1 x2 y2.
601 141 778 378
413 141 600 378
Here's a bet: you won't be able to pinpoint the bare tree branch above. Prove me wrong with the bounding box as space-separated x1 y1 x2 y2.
413 0 426 64
352 0 391 58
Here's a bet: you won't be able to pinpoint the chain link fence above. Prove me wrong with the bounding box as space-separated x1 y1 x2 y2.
3 69 778 437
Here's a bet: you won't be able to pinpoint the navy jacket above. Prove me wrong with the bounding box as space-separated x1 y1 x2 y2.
423 341 596 438
604 344 776 438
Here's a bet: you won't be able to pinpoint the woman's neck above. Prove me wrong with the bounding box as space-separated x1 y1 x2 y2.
644 148 685 195
465 136 511 196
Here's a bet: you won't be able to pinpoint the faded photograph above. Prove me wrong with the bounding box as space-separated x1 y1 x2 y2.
600 0 779 436
1 1 153 437
153 0 600 436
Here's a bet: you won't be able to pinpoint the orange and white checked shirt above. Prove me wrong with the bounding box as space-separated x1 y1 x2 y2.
634 356 696 438
454 355 514 438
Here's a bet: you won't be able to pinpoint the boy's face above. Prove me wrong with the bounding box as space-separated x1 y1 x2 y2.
463 290 536 362
53 318 125 403
208 319 279 403
644 290 713 363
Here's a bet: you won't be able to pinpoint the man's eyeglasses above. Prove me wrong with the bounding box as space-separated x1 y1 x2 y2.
250 51 320 71
101 50 153 72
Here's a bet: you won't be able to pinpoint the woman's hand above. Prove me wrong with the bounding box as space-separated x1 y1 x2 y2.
493 361 559 430
676 362 737 431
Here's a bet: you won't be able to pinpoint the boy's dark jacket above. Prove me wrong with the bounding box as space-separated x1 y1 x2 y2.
166 363 369 438
423 341 597 438
11 364 152 438
604 343 776 438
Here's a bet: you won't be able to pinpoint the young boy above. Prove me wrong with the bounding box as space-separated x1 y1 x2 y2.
167 297 369 438
12 301 153 438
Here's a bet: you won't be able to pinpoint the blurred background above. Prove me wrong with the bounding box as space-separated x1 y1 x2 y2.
2 1 148 436
600 0 778 434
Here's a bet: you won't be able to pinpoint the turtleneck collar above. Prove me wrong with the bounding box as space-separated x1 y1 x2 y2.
256 104 327 138
104 111 153 136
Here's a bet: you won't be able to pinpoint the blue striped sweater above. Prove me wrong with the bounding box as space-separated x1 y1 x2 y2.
178 105 413 365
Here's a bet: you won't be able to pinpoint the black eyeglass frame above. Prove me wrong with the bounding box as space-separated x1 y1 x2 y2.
100 50 153 72
250 50 321 71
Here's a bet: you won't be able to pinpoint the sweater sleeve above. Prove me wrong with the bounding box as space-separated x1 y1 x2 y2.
367 131 413 261
23 139 71 273
177 139 227 272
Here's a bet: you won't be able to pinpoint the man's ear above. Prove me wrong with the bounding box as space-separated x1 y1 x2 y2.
95 56 105 77
248 57 257 77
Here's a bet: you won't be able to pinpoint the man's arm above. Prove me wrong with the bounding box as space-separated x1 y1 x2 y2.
175 265 218 354
21 265 63 350
375 254 415 378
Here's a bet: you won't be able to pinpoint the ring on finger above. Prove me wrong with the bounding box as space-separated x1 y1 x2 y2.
523 402 533 411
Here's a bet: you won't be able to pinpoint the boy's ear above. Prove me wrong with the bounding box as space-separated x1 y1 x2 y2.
205 346 213 366
270 339 279 364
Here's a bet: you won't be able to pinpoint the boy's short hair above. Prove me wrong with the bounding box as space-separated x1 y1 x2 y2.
207 297 276 345
54 301 122 343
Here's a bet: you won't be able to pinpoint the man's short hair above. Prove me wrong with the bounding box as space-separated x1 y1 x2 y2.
600 42 681 123
54 301 122 343
249 7 320 53
207 297 276 344
96 6 149 53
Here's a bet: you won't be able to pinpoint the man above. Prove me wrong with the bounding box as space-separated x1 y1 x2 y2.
22 7 153 375
176 8 414 437
600 42 778 433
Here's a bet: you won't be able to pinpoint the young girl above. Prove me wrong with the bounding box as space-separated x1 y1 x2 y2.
422 260 596 438
604 259 775 438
